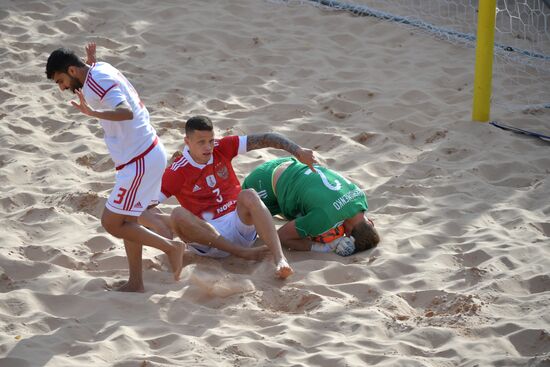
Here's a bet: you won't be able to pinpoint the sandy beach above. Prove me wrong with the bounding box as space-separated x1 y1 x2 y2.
1 0 549 366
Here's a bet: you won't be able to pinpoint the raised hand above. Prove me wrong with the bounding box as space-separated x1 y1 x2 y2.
71 89 95 116
85 42 97 64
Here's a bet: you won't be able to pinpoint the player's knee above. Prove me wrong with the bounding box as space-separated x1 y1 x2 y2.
100 217 113 234
351 220 380 253
101 212 122 238
238 189 261 208
170 207 194 228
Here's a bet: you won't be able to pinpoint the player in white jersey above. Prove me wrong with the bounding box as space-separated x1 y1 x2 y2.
46 43 184 292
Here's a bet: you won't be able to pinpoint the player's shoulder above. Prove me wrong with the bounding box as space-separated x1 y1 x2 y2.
85 63 119 99
215 135 241 148
167 155 191 173
91 61 115 72
213 135 241 157
89 62 119 81
219 135 241 141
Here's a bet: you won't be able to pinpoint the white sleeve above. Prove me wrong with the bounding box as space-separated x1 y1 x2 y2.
238 136 248 154
101 84 127 110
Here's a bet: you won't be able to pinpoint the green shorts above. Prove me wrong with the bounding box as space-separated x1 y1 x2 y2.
242 157 293 216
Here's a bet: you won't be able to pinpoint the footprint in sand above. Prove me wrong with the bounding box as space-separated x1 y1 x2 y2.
257 288 322 313
58 191 105 218
76 152 113 172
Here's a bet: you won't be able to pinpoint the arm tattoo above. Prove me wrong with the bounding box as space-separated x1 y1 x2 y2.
247 133 300 154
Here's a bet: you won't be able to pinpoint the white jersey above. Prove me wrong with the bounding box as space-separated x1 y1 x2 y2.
82 62 156 168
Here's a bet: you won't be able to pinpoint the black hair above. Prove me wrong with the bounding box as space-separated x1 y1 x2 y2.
351 220 380 253
185 115 214 135
45 48 85 80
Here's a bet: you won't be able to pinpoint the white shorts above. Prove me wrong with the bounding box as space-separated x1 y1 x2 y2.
105 141 167 216
188 210 257 258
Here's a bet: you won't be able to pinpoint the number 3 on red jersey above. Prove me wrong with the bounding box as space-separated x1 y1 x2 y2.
212 188 223 203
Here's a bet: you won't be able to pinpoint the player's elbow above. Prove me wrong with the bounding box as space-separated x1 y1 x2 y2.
115 105 133 120
124 109 134 120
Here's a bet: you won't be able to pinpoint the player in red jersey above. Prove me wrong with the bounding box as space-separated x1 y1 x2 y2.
141 116 317 279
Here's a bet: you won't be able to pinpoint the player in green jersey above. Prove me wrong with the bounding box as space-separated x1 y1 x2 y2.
242 157 380 256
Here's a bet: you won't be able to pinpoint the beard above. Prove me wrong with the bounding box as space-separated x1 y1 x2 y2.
69 76 83 92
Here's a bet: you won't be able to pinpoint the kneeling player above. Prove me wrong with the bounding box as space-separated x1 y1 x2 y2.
242 157 380 256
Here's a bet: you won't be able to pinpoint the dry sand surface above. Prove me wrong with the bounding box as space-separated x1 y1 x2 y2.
1 0 549 366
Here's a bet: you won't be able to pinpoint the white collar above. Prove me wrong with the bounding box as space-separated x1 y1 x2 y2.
183 146 213 169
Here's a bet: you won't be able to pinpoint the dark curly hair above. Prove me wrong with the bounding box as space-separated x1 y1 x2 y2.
46 48 85 80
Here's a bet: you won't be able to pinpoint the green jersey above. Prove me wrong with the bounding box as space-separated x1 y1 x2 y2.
243 157 368 238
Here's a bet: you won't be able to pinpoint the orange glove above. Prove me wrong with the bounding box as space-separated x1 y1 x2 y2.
311 224 345 244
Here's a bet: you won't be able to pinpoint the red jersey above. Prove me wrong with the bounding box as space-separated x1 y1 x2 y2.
160 136 247 220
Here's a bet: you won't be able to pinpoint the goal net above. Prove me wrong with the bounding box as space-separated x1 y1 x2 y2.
272 0 550 114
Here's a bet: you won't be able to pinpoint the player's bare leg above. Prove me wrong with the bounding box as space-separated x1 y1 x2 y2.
116 239 145 292
138 206 174 240
169 207 269 261
236 189 293 279
101 209 184 289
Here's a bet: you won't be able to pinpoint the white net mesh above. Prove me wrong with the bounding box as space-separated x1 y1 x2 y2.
493 0 550 111
272 0 550 112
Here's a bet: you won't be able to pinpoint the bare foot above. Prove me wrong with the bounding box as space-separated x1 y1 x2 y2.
168 241 185 281
112 280 145 293
275 258 294 279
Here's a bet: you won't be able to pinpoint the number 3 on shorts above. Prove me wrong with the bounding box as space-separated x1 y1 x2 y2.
113 187 128 204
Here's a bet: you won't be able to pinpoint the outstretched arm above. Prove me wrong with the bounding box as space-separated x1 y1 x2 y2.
72 89 134 121
247 132 318 171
